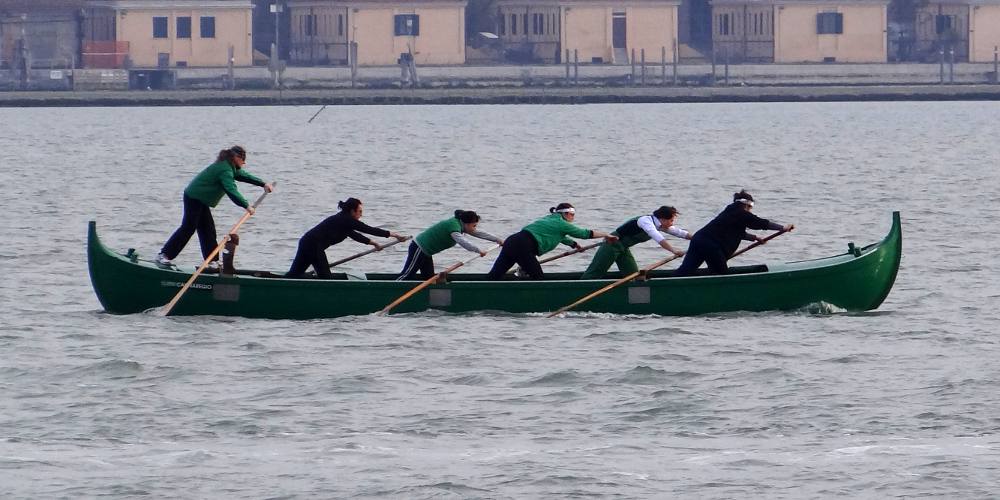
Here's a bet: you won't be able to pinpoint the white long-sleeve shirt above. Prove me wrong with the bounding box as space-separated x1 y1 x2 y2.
636 215 689 244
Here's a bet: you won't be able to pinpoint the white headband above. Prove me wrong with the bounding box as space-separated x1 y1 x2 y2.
736 199 754 207
556 207 576 214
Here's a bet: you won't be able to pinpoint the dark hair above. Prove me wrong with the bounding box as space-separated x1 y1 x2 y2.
217 145 247 165
454 210 480 224
734 190 754 203
653 206 679 220
338 197 362 212
549 202 574 213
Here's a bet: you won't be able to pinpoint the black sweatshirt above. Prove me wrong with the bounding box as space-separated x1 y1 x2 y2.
693 202 783 256
301 211 390 248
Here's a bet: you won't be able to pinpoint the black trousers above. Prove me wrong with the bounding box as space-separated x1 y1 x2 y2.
397 241 435 280
286 236 332 279
674 234 728 276
161 194 218 261
487 230 542 280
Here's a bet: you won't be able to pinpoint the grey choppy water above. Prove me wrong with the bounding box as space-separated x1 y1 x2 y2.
1 102 999 498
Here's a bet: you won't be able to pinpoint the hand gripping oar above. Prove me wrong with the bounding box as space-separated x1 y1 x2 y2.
730 229 788 260
546 253 682 318
160 187 274 316
508 241 602 274
376 244 500 316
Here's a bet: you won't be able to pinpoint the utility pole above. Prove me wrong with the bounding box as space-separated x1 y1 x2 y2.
271 3 282 58
269 2 284 89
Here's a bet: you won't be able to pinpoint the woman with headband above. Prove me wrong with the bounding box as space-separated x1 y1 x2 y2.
397 210 505 280
487 203 618 280
157 145 273 269
674 190 794 277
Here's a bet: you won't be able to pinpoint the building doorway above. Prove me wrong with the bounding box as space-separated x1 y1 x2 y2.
612 12 627 63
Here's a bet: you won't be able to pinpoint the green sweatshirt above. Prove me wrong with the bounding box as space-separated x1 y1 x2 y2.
415 217 464 255
523 213 593 255
183 161 265 208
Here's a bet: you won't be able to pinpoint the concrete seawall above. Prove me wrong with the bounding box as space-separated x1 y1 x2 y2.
2 84 1000 107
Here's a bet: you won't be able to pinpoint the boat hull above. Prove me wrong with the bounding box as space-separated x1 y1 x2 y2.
88 212 901 318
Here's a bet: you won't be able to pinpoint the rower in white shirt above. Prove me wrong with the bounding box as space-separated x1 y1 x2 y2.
580 206 690 279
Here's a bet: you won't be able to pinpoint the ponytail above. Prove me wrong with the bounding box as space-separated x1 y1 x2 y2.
454 210 480 224
216 145 247 166
338 197 362 213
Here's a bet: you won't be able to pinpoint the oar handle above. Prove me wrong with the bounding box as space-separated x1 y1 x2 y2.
546 253 680 318
730 229 787 259
539 241 602 265
327 236 411 269
509 241 601 275
161 186 274 317
377 244 500 316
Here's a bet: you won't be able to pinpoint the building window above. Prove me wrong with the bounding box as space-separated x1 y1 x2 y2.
816 12 843 34
935 15 954 34
153 16 168 38
510 14 517 35
338 14 344 36
498 14 505 35
394 14 419 36
177 16 191 39
303 14 317 36
200 16 215 38
719 13 731 36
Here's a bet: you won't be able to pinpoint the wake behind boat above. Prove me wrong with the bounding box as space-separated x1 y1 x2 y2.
87 212 901 319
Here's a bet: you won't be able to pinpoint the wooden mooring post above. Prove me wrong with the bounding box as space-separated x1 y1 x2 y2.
661 46 667 86
939 48 945 84
673 41 679 86
574 49 579 85
631 48 636 85
350 42 358 88
641 48 646 86
994 46 998 84
565 49 571 85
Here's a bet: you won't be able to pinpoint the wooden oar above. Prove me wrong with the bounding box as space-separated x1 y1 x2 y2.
509 241 602 274
546 253 681 318
330 236 409 268
376 244 500 316
304 236 411 276
730 229 788 260
307 104 327 124
160 188 273 317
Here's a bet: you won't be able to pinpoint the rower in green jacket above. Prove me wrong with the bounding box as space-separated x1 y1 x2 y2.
487 203 618 280
580 206 689 280
157 146 273 269
397 210 504 280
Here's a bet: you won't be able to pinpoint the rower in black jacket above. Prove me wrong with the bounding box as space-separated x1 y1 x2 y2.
286 197 405 279
674 190 794 276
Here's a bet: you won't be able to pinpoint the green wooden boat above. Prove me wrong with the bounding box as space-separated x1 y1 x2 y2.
87 212 901 318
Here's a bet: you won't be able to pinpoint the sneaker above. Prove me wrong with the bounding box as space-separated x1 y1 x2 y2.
155 253 173 266
205 262 220 273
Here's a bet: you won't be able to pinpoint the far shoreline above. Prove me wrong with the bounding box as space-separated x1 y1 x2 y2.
3 84 1000 107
